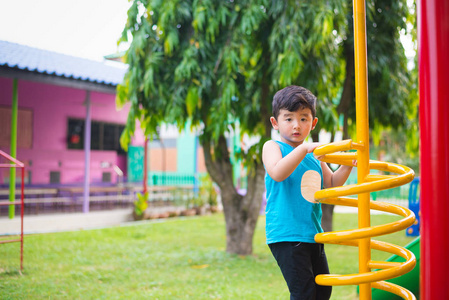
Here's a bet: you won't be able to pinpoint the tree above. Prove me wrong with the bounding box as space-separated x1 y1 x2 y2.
336 0 417 139
117 0 416 253
117 0 345 255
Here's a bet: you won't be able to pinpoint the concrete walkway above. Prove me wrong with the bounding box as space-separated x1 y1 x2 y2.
0 205 186 235
0 209 135 235
0 205 386 236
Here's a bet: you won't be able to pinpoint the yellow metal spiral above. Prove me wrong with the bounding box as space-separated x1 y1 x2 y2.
313 140 417 299
310 0 417 298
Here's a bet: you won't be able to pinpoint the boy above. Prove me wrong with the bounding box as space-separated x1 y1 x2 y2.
262 85 354 300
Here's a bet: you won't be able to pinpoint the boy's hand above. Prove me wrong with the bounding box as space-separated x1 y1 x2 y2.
302 142 322 153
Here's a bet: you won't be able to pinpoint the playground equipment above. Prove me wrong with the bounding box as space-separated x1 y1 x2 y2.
418 0 449 298
406 178 420 237
371 237 421 300
312 0 417 299
0 150 25 271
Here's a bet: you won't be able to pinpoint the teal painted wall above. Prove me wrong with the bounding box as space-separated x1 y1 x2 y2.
127 145 144 182
177 128 196 174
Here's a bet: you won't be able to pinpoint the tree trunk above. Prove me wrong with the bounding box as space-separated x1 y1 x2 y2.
311 130 319 143
337 45 355 140
321 204 335 232
202 134 265 255
319 44 355 232
222 165 265 255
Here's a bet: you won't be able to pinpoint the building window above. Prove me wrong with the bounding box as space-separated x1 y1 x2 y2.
67 118 125 154
67 119 84 150
0 106 33 149
49 171 61 184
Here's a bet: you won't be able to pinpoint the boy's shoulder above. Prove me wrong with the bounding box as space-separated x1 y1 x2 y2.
264 140 294 150
263 140 280 147
263 139 280 150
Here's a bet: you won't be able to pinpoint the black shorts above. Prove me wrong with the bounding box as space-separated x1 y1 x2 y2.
269 242 332 300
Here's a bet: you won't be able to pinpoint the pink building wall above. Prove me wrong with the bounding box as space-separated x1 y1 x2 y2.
0 77 144 185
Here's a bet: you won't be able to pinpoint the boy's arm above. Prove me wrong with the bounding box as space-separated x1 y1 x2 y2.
262 140 322 182
321 162 354 188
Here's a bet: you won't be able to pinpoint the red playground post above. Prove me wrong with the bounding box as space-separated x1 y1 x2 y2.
418 0 449 299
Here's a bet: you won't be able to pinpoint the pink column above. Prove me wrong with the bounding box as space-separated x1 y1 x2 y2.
418 0 449 299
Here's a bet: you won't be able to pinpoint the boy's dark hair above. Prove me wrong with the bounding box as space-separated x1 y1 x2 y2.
272 85 317 120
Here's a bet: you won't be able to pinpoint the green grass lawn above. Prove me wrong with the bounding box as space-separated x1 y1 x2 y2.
0 212 416 299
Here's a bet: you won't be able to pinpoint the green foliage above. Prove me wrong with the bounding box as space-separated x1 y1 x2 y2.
337 0 418 155
117 0 348 160
198 173 218 207
185 174 218 208
134 192 149 216
117 0 417 158
371 129 420 174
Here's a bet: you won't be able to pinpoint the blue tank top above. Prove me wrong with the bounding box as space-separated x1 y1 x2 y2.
265 141 324 244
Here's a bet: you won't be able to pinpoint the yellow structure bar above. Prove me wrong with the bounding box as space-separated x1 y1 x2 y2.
353 0 371 298
314 139 354 156
372 282 417 300
368 261 402 270
316 240 415 286
314 160 414 202
312 0 416 298
315 198 415 243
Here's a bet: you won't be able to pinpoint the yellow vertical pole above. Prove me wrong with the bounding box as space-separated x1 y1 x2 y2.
353 0 371 299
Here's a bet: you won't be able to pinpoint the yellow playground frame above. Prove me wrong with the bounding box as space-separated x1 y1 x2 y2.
312 0 417 299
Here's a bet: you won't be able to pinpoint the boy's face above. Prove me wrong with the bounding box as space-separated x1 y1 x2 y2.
270 108 318 148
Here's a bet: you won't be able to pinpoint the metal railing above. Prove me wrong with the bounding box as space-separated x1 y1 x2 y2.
0 150 25 272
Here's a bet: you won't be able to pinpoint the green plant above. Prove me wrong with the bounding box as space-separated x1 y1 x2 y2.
199 174 218 207
184 175 218 210
134 191 148 216
191 196 205 208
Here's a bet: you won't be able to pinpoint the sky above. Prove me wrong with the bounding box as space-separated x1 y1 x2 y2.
0 0 132 62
